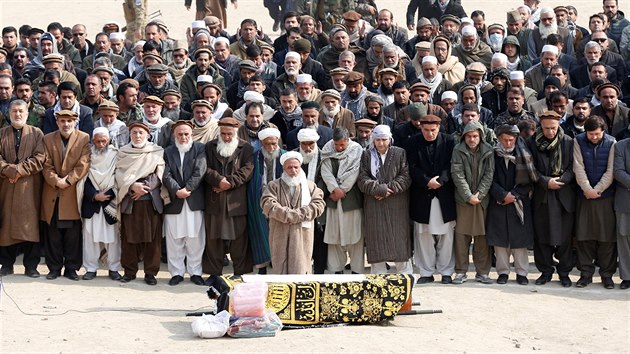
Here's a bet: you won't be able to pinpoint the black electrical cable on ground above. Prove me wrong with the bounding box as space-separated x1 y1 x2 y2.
0 275 214 317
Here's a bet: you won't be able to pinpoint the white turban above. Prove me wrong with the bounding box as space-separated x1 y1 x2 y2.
257 127 281 141
492 52 508 62
280 151 303 165
461 26 477 37
422 56 438 65
93 127 110 138
285 51 300 61
461 17 474 26
197 75 213 84
297 128 320 142
243 91 264 103
371 34 392 47
542 44 559 55
441 91 458 102
133 40 146 49
296 74 313 83
109 32 125 40
214 36 230 46
371 125 392 139
510 71 524 80
192 20 206 29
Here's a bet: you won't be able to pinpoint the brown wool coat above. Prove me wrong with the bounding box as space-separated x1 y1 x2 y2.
41 129 91 223
0 125 46 246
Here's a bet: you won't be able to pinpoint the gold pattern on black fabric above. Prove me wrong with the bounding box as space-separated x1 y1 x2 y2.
223 274 413 326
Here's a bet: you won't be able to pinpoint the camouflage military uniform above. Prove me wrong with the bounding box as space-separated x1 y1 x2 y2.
28 102 46 129
295 0 377 32
118 102 145 124
123 0 149 42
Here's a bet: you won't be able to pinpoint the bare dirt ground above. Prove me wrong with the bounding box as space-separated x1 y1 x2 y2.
0 0 629 352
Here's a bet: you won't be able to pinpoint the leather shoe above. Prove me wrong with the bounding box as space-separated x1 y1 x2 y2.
620 280 630 289
168 275 184 286
441 275 452 284
190 275 205 286
82 271 97 280
535 274 552 285
46 270 61 280
416 276 434 284
64 269 79 281
602 277 615 289
496 274 508 284
25 268 40 278
516 275 529 285
576 275 592 288
109 271 122 281
0 266 14 276
144 274 157 285
559 276 572 287
120 274 136 283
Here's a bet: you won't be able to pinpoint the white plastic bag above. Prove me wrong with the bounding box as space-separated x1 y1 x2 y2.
191 310 231 339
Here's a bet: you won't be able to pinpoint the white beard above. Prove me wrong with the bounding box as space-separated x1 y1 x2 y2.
300 148 318 164
305 122 319 129
91 145 109 155
322 105 340 118
281 172 300 187
217 138 239 157
586 57 600 65
176 140 192 153
10 120 26 129
539 22 558 39
131 140 147 148
261 148 280 161
286 68 299 76
384 60 399 69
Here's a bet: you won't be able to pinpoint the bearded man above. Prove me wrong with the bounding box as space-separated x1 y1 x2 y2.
162 121 207 286
419 55 452 104
189 99 220 144
319 89 356 138
140 95 173 148
261 151 326 274
94 100 129 148
203 118 254 276
0 100 45 278
246 128 284 274
116 122 165 285
78 127 121 281
321 127 365 274
452 26 493 71
527 7 575 61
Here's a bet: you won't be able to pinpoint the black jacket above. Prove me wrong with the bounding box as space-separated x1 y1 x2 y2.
162 141 207 214
406 132 457 224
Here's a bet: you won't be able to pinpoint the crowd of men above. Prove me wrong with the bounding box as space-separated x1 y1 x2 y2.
0 0 630 290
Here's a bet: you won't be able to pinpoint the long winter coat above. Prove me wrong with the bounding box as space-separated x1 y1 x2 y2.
357 146 412 263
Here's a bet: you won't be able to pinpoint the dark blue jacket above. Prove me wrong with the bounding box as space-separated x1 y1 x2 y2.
576 132 616 198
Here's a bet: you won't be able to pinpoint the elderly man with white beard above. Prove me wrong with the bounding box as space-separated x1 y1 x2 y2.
296 74 321 105
0 100 46 278
189 99 219 144
419 55 453 104
527 7 575 62
116 122 165 285
140 95 173 148
319 90 356 139
203 118 255 277
369 45 417 91
162 121 207 286
321 127 365 274
295 128 327 273
451 26 494 71
261 151 326 274
246 128 284 274
78 127 121 281
94 100 129 148
271 52 302 101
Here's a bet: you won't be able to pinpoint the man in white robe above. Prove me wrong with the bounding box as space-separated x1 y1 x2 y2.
320 127 365 273
78 127 122 281
162 121 208 286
